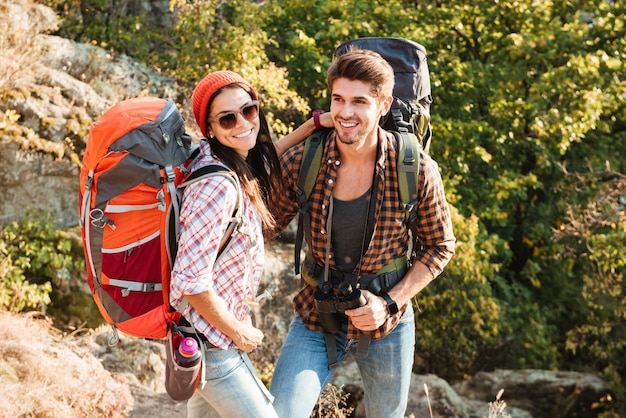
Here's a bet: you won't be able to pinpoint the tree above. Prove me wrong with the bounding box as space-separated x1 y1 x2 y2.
419 0 624 362
261 0 419 110
169 0 311 136
553 167 626 417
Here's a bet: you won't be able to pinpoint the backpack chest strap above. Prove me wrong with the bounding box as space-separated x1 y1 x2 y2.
302 256 408 295
106 278 162 297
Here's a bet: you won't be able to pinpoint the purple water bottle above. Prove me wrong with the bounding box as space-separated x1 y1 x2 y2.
175 337 201 367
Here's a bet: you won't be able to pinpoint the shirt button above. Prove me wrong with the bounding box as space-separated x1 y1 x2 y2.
320 229 326 235
327 179 333 185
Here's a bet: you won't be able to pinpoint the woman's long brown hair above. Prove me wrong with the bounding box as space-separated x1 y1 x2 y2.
205 85 285 238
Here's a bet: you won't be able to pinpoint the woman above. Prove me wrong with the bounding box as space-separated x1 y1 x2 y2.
170 70 329 418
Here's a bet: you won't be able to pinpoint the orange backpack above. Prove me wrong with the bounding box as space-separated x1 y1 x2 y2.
79 97 241 341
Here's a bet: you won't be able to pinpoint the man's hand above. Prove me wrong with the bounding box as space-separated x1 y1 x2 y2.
344 289 388 331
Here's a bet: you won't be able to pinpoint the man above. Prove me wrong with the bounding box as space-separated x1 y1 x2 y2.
270 47 456 418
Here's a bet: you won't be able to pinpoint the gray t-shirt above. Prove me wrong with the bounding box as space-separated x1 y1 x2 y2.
331 187 375 273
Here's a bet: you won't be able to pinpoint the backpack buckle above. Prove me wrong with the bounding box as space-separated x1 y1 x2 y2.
164 165 176 183
89 208 116 230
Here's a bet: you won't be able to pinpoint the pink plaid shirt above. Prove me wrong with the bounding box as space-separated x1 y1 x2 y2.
170 142 264 349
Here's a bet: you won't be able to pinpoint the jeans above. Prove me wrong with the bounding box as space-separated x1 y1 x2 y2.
270 304 415 418
187 347 278 418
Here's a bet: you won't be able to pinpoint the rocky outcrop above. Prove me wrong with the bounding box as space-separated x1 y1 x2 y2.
0 32 193 227
454 369 611 418
312 360 610 418
0 139 79 226
0 1 193 228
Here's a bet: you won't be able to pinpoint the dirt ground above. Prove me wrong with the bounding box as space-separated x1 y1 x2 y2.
128 383 187 418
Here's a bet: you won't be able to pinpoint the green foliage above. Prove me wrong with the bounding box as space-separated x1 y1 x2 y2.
0 250 51 313
415 206 559 381
0 210 84 314
407 0 625 384
553 169 626 416
166 0 244 81
421 0 616 221
169 0 311 135
261 0 419 109
46 0 172 67
415 207 503 379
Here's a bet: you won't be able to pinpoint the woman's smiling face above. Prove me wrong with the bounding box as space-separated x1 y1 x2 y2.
207 86 260 158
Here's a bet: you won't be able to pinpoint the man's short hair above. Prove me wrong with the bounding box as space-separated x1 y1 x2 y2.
327 47 394 101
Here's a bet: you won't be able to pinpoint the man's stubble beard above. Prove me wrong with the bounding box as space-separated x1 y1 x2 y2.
336 123 367 146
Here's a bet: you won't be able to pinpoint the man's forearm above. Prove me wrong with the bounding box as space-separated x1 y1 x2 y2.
387 260 434 309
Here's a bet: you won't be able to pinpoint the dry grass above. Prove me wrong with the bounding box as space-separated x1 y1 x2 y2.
0 311 134 418
0 0 55 94
487 389 512 418
311 384 355 418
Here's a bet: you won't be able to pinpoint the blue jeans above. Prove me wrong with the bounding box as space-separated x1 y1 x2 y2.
187 347 278 418
270 304 415 418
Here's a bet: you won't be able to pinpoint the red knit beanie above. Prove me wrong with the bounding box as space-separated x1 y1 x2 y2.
192 70 258 137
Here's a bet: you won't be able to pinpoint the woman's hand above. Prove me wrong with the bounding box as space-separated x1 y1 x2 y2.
318 111 333 128
232 314 264 352
274 110 333 156
185 292 264 352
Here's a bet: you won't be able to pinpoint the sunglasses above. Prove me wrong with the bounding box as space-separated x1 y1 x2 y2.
207 101 260 130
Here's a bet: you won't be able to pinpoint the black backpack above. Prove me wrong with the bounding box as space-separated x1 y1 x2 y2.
294 37 433 274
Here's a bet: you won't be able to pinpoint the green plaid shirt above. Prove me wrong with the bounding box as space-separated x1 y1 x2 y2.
276 128 455 340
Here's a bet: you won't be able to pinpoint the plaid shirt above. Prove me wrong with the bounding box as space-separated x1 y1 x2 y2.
276 128 455 340
170 141 264 349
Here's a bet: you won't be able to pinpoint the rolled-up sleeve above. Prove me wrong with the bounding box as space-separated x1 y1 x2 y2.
413 152 456 277
274 142 304 232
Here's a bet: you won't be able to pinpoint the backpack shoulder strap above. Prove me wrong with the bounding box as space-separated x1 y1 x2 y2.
294 128 331 274
293 128 422 272
297 128 329 201
393 129 421 260
394 130 421 211
184 164 243 261
167 163 244 270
